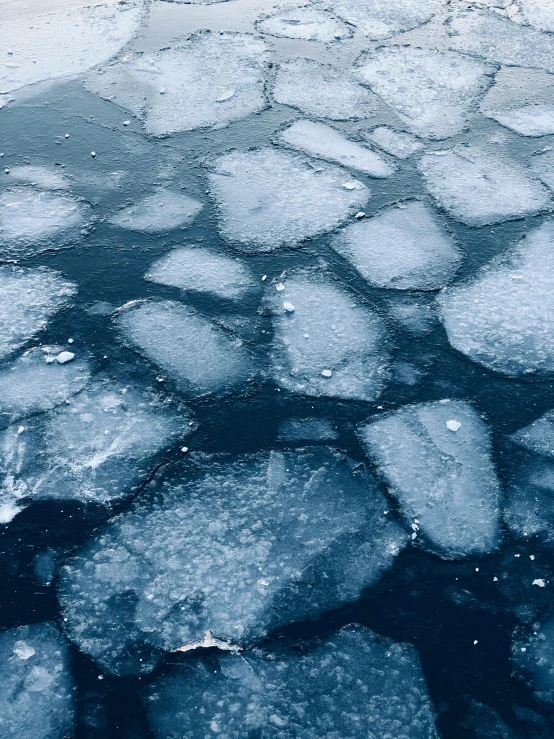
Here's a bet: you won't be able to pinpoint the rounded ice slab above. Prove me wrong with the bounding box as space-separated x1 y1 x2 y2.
439 220 554 378
6 166 68 190
331 200 462 290
358 400 501 558
59 447 407 675
256 6 352 42
108 189 203 233
85 31 269 136
356 46 495 139
269 273 390 401
146 625 438 739
318 0 444 39
208 148 369 251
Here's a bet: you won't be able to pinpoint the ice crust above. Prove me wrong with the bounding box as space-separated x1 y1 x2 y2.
108 190 203 233
256 6 352 42
269 273 390 401
59 448 407 675
146 625 438 739
358 400 501 558
319 0 444 40
356 47 494 139
208 148 370 251
331 201 462 290
364 126 424 159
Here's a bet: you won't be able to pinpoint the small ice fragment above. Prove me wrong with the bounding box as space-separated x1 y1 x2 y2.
68 338 74 344
181 447 188 453
215 89 235 102
90 151 96 158
321 369 333 378
446 420 461 432
64 133 69 139
533 579 546 587
275 283 285 291
123 120 131 126
355 211 365 218
56 351 75 364
283 301 295 312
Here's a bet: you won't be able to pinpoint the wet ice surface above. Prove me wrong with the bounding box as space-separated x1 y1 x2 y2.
108 189 203 233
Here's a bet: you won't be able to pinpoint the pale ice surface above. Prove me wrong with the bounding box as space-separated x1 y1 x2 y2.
208 148 370 251
278 120 395 178
488 106 554 137
269 272 390 401
108 190 203 233
272 58 378 120
438 220 554 377
0 622 74 739
418 148 551 226
363 126 424 159
0 266 76 361
319 0 444 40
116 300 258 396
511 410 554 460
518 0 554 31
6 166 69 190
146 625 438 739
359 400 501 558
331 200 462 290
356 47 494 140
384 295 438 337
255 6 352 42
85 32 269 136
59 448 407 674
278 417 338 442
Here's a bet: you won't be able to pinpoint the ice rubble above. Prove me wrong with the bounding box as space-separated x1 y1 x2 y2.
278 120 395 177
146 246 255 301
418 148 551 226
255 6 352 42
116 300 258 396
59 448 407 675
319 0 444 40
85 32 269 136
364 126 424 159
108 190 203 233
331 200 462 290
208 148 370 251
358 400 501 558
0 267 76 361
272 58 378 120
6 166 69 190
278 417 338 442
269 273 390 401
438 220 554 377
518 0 554 31
146 625 438 739
356 47 494 140
0 622 74 739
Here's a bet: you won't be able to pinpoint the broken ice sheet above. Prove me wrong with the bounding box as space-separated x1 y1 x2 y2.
318 0 444 39
85 31 269 136
208 148 370 251
269 272 390 401
356 46 495 140
108 189 203 233
272 58 378 120
59 447 407 675
363 126 424 159
0 622 75 739
330 200 462 290
255 6 352 42
146 625 438 739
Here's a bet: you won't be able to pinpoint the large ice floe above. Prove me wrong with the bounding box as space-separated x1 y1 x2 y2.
59 448 407 674
438 219 554 377
208 147 370 251
145 625 438 739
85 31 269 136
256 6 352 42
108 189 203 232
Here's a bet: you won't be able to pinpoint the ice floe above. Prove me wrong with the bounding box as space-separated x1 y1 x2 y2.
6 165 69 190
108 189 203 232
363 126 424 159
256 6 352 42
319 0 444 40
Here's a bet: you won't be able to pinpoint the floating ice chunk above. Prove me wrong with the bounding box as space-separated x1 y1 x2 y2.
117 300 258 396
487 106 554 137
384 295 438 336
0 266 76 361
0 623 74 739
146 246 255 301
6 165 68 190
504 457 554 546
85 32 269 136
146 625 437 739
438 220 554 377
418 147 551 226
446 419 462 432
256 6 352 42
108 190 203 233
208 148 369 251
518 0 554 31
363 126 424 159
269 273 390 401
356 47 494 139
278 417 338 442
320 0 444 39
278 120 395 177
331 201 462 290
511 409 554 460
56 351 74 364
358 400 501 557
273 58 378 120
59 448 407 674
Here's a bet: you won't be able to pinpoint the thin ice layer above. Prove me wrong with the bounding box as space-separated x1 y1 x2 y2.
269 273 390 401
364 126 424 159
255 6 351 42
116 300 258 395
418 148 551 226
146 625 438 739
278 417 338 442
504 456 554 546
85 31 269 136
438 220 554 377
208 148 370 251
0 266 76 361
359 400 501 558
319 0 444 40
511 410 554 460
331 201 462 290
59 448 407 675
108 190 203 233
356 47 494 139
514 613 554 703
0 623 75 739
278 120 395 177
273 58 377 120
6 166 69 190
